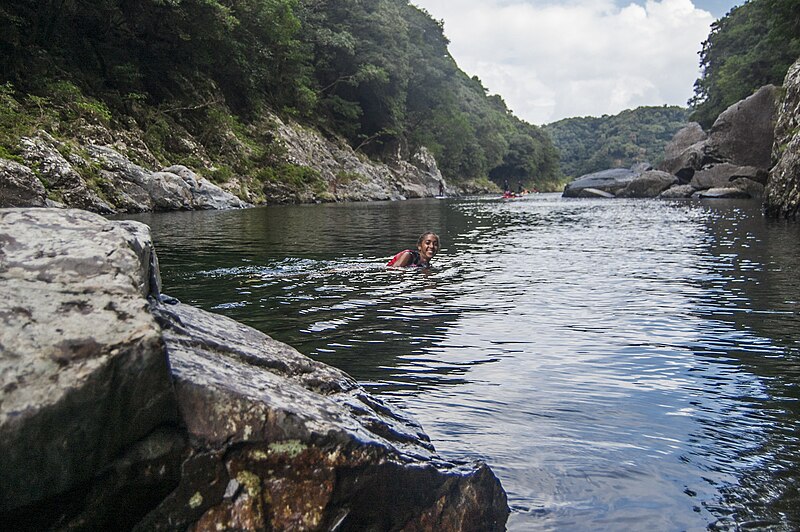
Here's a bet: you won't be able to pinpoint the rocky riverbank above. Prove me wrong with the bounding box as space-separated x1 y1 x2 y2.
563 55 800 210
0 208 509 530
0 111 462 213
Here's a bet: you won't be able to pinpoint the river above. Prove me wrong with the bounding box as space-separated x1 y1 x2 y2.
124 193 800 531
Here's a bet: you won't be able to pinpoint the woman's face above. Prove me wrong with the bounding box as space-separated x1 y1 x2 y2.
417 234 440 262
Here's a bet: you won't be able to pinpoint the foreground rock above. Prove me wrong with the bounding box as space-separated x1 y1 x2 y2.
0 209 176 515
0 208 508 530
764 56 800 218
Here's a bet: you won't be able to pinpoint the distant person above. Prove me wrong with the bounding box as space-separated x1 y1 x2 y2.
518 181 524 194
387 232 440 268
439 181 445 196
502 178 509 193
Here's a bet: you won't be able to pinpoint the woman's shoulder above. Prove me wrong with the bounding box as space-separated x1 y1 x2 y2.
387 249 415 267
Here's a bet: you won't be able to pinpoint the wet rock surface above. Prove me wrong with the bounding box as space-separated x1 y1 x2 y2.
0 208 508 530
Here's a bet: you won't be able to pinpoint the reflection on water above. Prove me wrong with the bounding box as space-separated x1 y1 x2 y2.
123 194 800 530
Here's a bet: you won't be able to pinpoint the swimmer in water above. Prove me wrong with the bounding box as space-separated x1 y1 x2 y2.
386 231 440 268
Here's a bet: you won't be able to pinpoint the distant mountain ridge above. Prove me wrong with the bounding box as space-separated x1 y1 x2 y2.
543 106 690 178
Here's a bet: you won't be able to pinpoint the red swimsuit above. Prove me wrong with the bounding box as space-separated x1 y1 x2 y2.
386 249 429 267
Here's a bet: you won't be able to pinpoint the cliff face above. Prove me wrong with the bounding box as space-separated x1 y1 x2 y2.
0 117 447 212
0 208 508 530
764 56 800 218
265 114 446 203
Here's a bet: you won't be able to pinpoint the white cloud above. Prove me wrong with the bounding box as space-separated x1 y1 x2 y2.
413 0 716 124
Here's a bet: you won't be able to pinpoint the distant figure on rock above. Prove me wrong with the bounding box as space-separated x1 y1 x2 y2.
439 181 445 196
387 231 440 268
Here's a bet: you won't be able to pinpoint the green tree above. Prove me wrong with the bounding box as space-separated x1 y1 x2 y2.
544 106 689 177
690 0 800 127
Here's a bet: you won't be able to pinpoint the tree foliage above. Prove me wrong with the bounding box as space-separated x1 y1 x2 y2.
0 0 561 189
689 0 800 128
543 106 689 178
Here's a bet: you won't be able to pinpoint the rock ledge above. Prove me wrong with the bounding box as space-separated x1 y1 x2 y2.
0 208 508 531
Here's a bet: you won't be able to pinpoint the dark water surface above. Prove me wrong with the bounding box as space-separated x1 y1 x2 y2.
124 194 800 530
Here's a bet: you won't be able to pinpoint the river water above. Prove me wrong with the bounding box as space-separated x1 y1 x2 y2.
125 194 800 531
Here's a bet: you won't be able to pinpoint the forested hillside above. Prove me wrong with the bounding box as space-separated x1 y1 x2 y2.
543 106 689 178
689 0 800 127
0 0 562 197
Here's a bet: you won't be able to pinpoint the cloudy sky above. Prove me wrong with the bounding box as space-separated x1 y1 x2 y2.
411 0 742 125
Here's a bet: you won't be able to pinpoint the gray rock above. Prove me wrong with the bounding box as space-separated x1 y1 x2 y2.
663 123 707 161
659 184 696 199
0 208 177 512
0 208 509 530
562 168 638 197
690 163 767 190
142 300 508 530
88 146 249 212
18 133 115 213
764 57 800 218
693 187 752 199
707 85 779 169
658 123 713 179
658 140 713 182
163 165 249 210
731 177 765 198
617 170 677 198
272 114 444 203
0 158 47 207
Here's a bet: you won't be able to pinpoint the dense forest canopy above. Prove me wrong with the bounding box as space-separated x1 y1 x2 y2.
689 0 800 128
0 0 562 190
543 106 690 178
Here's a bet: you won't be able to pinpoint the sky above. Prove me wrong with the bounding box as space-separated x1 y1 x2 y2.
411 0 742 125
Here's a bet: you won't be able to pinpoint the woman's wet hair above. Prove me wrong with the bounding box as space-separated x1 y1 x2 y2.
417 231 440 247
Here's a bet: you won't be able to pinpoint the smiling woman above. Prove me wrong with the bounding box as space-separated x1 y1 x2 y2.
387 231 441 268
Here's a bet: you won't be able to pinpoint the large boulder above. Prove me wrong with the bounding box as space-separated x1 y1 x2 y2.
562 167 639 197
617 170 678 198
706 85 780 169
0 209 177 513
142 301 508 531
663 123 707 161
0 158 48 207
658 123 712 181
764 56 800 218
659 86 780 193
659 184 697 199
0 208 509 530
690 163 768 190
